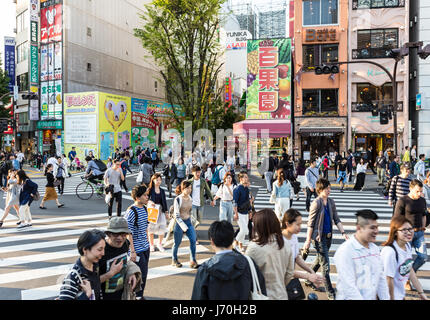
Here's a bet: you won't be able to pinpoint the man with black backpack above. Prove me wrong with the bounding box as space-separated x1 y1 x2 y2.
125 185 150 300
0 155 11 188
85 156 106 184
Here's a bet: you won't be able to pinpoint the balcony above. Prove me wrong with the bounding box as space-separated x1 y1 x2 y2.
302 110 339 117
352 0 405 10
351 101 403 112
352 48 393 59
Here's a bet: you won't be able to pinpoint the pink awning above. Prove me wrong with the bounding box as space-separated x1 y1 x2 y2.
233 120 291 138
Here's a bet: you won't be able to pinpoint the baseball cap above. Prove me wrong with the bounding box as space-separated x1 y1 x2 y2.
106 217 131 234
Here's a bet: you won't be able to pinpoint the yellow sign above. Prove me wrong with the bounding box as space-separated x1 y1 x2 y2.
147 205 160 224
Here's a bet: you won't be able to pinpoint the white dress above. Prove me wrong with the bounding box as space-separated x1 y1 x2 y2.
5 179 20 207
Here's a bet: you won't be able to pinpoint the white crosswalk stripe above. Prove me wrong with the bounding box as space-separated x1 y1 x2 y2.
0 207 208 300
250 188 430 293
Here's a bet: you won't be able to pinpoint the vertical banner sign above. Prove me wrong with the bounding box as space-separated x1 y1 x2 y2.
246 39 291 120
4 37 15 93
40 0 63 121
225 78 232 109
30 45 39 84
29 0 39 121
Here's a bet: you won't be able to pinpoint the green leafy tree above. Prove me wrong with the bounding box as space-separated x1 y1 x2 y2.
0 56 12 118
134 0 240 135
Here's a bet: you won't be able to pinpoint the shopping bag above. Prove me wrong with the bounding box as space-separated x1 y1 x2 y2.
136 171 143 184
147 204 160 224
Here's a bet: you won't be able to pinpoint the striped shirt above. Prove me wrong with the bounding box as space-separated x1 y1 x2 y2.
125 205 150 253
389 175 412 204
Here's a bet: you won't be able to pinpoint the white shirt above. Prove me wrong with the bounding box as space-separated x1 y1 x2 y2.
192 179 201 206
216 184 234 201
357 163 368 174
381 241 413 300
284 234 299 262
47 157 58 167
17 153 25 162
333 235 390 300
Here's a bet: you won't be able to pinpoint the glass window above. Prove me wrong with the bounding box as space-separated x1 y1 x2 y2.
355 0 400 8
17 73 29 92
321 44 338 63
370 30 384 48
357 30 371 49
303 45 318 71
372 0 384 7
303 0 321 26
356 83 393 104
303 89 338 114
356 29 398 58
303 0 338 26
16 42 28 64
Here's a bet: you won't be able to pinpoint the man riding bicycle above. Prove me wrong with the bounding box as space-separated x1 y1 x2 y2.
85 156 104 184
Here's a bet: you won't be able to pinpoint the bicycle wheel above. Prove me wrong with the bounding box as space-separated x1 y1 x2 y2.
76 182 94 200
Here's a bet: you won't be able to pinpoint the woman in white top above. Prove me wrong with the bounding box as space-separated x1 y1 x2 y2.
213 172 235 223
271 168 293 221
281 208 324 289
381 216 428 300
353 158 368 191
0 169 20 228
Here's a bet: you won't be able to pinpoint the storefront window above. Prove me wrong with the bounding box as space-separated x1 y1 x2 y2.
357 83 393 104
303 0 338 26
303 44 338 71
303 89 338 116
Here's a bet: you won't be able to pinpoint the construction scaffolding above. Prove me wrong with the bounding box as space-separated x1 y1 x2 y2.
227 0 288 40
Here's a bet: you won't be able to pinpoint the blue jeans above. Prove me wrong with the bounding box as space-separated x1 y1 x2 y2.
173 218 197 262
412 230 427 272
219 201 234 224
311 235 334 293
264 172 274 192
191 205 204 226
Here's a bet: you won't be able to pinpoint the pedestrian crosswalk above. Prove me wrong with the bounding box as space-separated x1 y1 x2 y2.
251 187 430 294
0 209 209 300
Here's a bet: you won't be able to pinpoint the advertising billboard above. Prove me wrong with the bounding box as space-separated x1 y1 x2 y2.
246 38 291 120
40 4 62 43
4 37 15 93
131 98 158 153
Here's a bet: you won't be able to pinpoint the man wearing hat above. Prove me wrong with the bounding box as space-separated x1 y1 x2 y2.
99 217 142 300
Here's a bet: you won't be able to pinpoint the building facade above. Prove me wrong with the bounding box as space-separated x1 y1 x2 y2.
14 0 164 156
294 0 349 160
348 0 409 160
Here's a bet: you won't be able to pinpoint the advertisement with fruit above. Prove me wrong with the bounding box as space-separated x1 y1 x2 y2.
246 38 291 120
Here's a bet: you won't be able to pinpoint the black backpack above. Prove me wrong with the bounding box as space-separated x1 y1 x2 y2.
93 159 107 172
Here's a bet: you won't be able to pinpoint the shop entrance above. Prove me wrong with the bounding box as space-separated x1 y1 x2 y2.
301 133 340 159
354 134 394 162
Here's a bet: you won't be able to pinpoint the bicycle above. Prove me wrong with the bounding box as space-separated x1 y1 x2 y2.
75 176 105 200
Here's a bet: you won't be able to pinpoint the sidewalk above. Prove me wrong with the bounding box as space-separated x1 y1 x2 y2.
21 164 84 179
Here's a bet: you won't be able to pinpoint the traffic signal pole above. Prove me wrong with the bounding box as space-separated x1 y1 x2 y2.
324 60 398 155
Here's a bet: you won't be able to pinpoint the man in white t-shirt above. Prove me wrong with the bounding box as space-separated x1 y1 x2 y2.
334 209 390 300
187 165 214 243
16 151 25 169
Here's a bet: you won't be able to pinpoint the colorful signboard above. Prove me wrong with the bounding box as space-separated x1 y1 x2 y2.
4 37 15 93
246 38 292 120
40 4 62 43
225 30 252 50
225 77 232 109
40 81 62 119
131 98 158 153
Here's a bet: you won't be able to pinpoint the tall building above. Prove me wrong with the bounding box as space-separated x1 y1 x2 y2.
293 0 349 160
348 0 409 159
14 0 164 156
417 0 430 156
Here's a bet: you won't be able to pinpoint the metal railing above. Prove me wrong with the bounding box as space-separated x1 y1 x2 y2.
352 48 394 59
351 101 403 112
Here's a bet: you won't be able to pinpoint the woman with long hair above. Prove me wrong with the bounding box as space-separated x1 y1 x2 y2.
271 168 293 221
213 172 235 223
281 209 324 288
172 180 198 269
39 164 64 209
147 173 168 252
381 216 428 300
245 208 294 300
16 170 38 229
353 158 368 191
0 169 20 227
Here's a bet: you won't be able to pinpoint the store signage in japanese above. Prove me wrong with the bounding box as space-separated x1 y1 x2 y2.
4 37 15 92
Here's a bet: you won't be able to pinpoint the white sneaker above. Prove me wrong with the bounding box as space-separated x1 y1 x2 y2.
150 245 155 252
157 244 165 252
17 223 28 229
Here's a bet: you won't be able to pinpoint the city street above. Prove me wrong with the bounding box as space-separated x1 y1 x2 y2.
0 167 428 300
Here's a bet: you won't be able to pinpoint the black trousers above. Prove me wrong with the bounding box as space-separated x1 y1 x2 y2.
306 187 318 212
108 191 122 217
120 177 128 192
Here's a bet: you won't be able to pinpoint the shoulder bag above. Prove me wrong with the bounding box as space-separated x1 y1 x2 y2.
244 255 269 300
286 278 305 300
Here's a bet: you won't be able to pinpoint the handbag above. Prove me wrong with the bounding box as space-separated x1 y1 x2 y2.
136 171 143 184
54 179 61 187
286 278 305 300
244 255 269 300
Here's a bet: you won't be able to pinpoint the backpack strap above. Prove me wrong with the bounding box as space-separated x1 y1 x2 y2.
130 206 139 228
388 243 398 263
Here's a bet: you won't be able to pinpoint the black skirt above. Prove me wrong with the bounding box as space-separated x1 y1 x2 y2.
354 172 366 190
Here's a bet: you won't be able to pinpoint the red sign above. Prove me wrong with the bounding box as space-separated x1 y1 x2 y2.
258 42 279 113
131 112 158 130
40 4 62 43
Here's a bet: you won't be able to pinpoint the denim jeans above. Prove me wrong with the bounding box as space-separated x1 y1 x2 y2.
135 249 150 299
411 230 428 272
219 201 234 224
311 235 334 294
172 218 197 262
305 187 317 211
264 171 274 193
191 204 204 226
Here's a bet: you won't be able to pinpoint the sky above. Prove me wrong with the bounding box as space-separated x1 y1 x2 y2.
0 0 17 69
